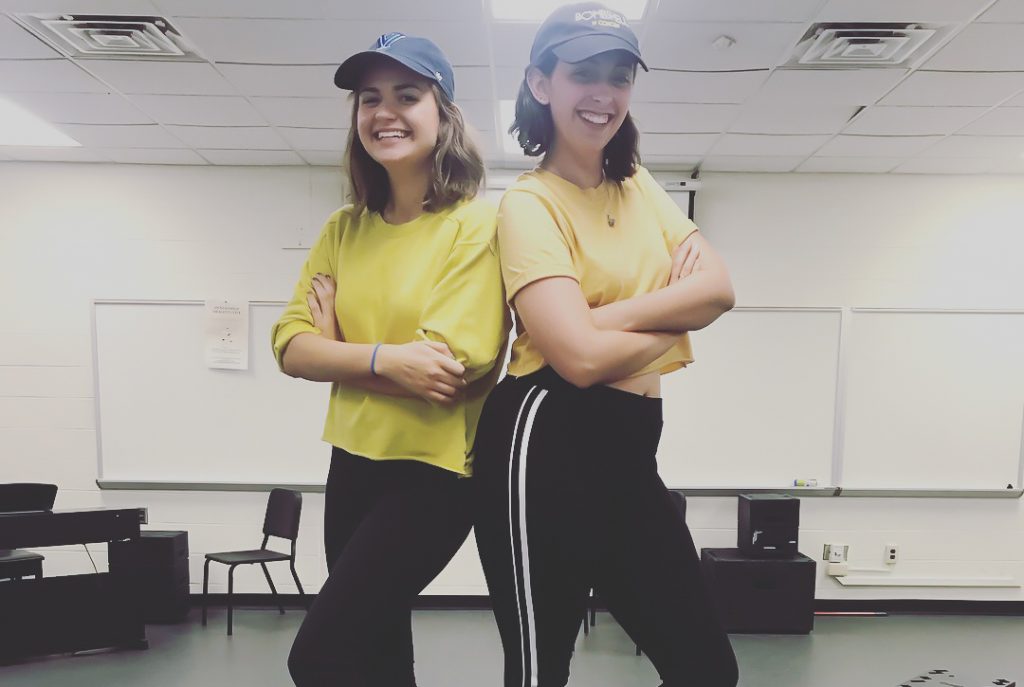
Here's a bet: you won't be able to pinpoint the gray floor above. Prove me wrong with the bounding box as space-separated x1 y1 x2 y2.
1 608 1020 686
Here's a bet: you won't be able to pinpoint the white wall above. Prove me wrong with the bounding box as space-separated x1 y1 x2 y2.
1 161 1022 600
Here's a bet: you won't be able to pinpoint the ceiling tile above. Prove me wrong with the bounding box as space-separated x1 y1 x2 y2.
173 18 489 66
652 0 822 22
489 23 537 68
297 149 344 166
701 155 804 172
918 135 1024 158
633 69 770 104
638 133 719 156
986 157 1024 174
815 134 943 157
880 71 1024 107
2 146 109 162
156 0 483 20
0 15 61 58
728 103 858 134
1007 92 1024 107
172 17 378 64
892 157 996 174
796 157 903 173
748 69 908 106
459 99 496 132
815 0 992 22
643 22 806 70
844 106 987 135
8 92 152 124
453 67 493 101
128 95 268 126
978 0 1024 22
494 66 526 101
57 123 186 148
0 1 162 12
100 148 208 164
81 60 239 96
924 24 1024 71
630 103 738 133
958 108 1024 136
198 149 305 165
251 96 347 129
709 133 830 156
0 59 108 93
279 127 349 150
165 125 290 149
218 64 338 98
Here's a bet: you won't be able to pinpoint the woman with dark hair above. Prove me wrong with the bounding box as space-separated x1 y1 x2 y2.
272 32 509 686
472 4 739 686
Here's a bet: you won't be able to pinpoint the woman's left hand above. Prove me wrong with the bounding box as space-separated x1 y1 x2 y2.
307 273 343 341
669 234 702 284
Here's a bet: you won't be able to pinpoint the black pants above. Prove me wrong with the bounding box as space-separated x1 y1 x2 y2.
472 367 739 687
288 447 473 687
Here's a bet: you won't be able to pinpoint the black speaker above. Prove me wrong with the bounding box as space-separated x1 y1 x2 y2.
737 494 799 558
701 548 815 634
109 530 190 623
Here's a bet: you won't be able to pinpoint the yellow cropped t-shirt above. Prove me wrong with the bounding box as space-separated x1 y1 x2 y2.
497 165 699 378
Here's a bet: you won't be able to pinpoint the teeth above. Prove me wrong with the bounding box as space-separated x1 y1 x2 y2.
376 131 408 139
579 111 610 125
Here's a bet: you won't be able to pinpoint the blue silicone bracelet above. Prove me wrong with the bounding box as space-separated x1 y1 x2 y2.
370 343 383 376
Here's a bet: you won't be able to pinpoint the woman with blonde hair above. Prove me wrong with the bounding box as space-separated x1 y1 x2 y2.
272 32 509 686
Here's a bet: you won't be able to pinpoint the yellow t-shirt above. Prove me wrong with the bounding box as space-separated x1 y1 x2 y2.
497 165 699 378
271 198 510 475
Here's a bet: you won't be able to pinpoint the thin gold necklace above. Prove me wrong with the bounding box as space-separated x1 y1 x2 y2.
602 174 615 227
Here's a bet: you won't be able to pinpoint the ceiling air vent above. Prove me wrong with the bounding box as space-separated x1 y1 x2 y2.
785 23 950 68
13 14 203 61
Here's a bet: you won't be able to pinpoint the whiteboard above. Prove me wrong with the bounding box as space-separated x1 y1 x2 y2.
841 310 1024 490
93 302 1022 494
94 301 332 485
657 308 842 489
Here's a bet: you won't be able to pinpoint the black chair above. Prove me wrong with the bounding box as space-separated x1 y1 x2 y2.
0 483 58 581
201 488 308 635
582 491 687 657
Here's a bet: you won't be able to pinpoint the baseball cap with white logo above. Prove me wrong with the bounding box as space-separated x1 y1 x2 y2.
529 2 648 71
334 32 456 102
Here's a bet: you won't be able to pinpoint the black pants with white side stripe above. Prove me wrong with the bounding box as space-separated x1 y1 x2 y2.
472 366 739 687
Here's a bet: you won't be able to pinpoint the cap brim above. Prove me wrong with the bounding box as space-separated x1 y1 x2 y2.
333 51 436 91
551 35 648 71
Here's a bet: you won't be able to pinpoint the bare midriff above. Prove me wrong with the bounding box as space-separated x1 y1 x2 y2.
606 371 661 398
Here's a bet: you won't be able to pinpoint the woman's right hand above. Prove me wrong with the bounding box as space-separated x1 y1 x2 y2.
375 341 468 405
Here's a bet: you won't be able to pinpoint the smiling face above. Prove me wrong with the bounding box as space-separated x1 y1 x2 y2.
355 60 441 171
527 50 636 158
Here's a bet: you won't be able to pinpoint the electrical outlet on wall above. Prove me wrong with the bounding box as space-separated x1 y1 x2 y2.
823 543 849 563
884 543 899 565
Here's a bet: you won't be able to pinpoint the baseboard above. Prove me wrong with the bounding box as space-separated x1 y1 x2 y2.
193 594 1024 615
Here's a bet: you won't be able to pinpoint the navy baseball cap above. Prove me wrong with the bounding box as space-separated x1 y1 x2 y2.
530 2 648 71
334 32 456 102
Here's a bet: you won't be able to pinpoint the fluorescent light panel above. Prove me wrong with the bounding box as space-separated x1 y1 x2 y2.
0 98 81 147
491 0 648 22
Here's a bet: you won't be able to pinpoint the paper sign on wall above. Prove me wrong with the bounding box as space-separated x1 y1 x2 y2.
204 300 249 370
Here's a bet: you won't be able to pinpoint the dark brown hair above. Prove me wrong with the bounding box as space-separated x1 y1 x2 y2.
510 52 641 182
345 82 485 215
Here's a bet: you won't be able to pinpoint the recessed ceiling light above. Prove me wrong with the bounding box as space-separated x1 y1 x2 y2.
491 0 648 22
0 98 81 147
